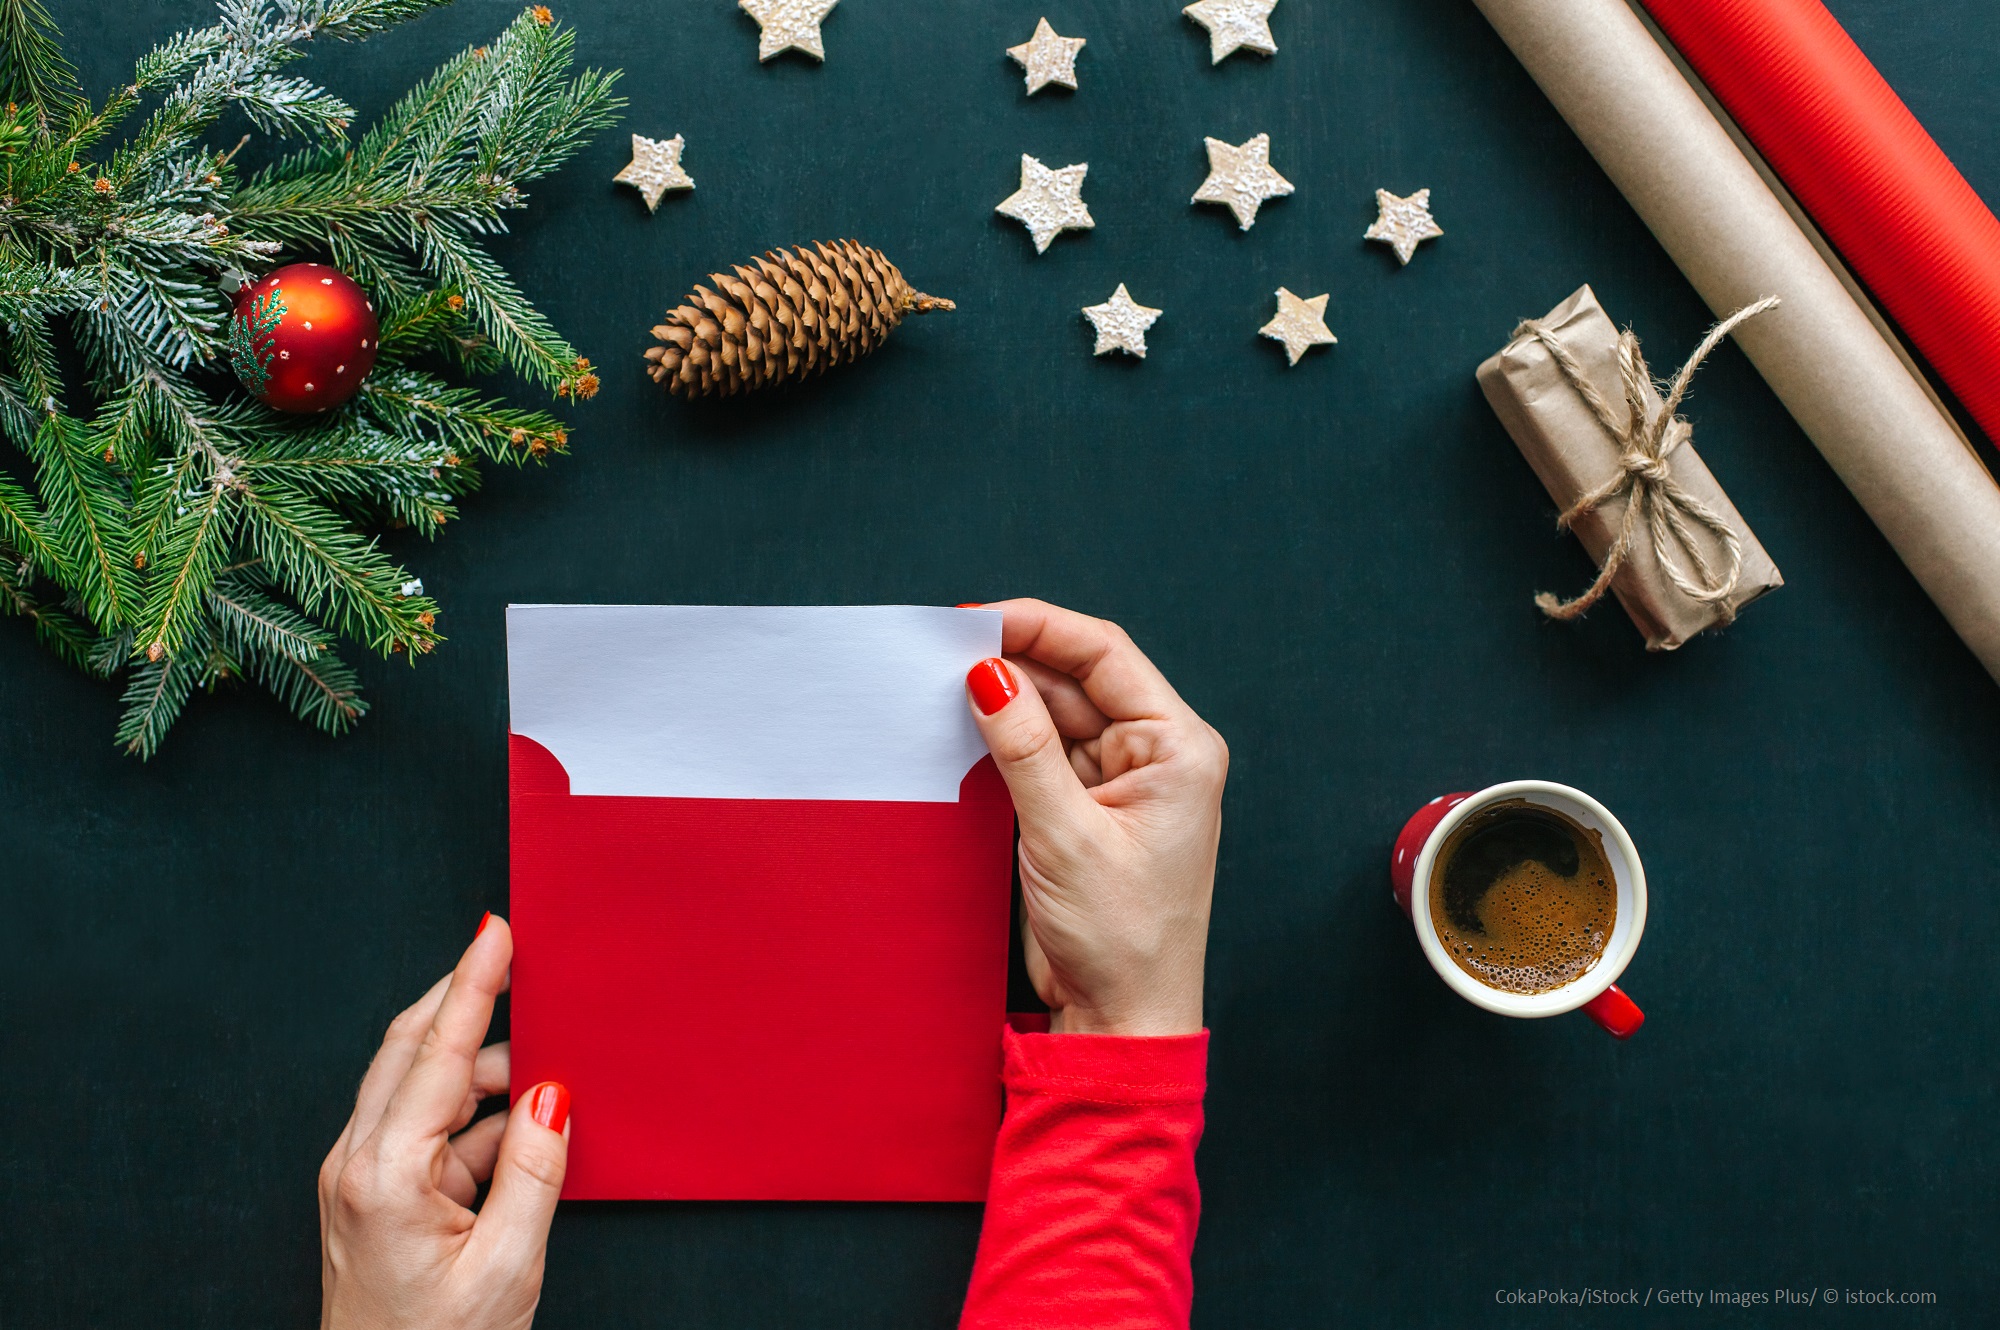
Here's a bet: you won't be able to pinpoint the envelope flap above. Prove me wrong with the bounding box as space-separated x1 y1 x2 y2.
509 733 570 796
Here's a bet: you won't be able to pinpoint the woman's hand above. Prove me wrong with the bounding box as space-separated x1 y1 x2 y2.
319 916 570 1330
965 599 1229 1037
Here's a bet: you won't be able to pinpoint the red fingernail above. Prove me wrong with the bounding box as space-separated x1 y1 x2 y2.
967 658 1017 715
528 1081 570 1133
956 602 984 608
476 911 492 938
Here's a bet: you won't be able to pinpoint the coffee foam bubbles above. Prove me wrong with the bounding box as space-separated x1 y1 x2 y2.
1428 802 1617 996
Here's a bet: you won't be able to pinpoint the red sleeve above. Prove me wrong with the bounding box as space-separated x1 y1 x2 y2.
959 1020 1210 1330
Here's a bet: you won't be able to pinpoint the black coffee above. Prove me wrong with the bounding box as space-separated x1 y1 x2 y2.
1427 799 1616 995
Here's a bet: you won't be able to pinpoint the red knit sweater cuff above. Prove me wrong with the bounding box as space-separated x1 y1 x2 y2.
999 1021 1209 1106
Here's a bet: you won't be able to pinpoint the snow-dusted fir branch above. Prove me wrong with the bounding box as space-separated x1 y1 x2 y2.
0 0 620 756
233 9 618 394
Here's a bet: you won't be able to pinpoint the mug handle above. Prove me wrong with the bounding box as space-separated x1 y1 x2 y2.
1581 984 1644 1039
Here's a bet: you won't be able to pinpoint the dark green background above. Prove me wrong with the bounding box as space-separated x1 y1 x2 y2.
4 0 1995 1325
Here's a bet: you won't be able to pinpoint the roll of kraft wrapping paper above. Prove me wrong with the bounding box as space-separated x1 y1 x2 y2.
1640 0 2000 450
1470 0 2000 684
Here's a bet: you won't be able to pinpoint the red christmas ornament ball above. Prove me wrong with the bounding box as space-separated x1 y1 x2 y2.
229 262 379 413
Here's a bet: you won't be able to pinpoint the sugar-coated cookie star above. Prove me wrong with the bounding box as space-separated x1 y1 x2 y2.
1365 188 1444 265
996 154 1095 253
740 0 838 62
1259 287 1336 365
1182 0 1278 64
1191 133 1293 231
613 133 694 212
1083 284 1162 358
1007 18 1085 94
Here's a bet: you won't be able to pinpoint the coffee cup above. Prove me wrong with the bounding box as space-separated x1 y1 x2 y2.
1389 780 1646 1038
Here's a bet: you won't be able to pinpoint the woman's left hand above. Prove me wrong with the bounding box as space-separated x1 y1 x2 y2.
318 915 570 1330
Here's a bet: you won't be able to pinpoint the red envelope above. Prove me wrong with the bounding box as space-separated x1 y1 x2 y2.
505 605 1016 1201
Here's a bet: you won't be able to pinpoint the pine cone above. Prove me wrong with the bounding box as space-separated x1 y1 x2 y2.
645 240 954 398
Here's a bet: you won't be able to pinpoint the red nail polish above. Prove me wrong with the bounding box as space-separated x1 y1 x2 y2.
476 911 492 938
955 602 984 608
528 1081 570 1133
967 658 1017 715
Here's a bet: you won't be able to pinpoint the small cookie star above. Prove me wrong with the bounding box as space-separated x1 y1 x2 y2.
1365 187 1443 265
1182 0 1278 64
740 0 837 61
1083 284 1162 358
1191 133 1293 231
1259 287 1336 365
613 133 694 212
1007 18 1085 94
996 154 1094 253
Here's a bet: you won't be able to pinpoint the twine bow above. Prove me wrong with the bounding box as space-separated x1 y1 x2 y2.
1515 296 1779 623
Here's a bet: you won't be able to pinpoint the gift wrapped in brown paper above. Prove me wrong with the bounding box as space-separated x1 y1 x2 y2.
1478 284 1783 650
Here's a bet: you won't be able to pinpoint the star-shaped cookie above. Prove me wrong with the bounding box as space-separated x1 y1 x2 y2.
1182 0 1278 64
1258 287 1336 365
1083 284 1162 358
996 154 1094 253
740 0 838 62
612 133 694 212
1365 187 1443 265
1191 133 1293 231
1007 18 1085 94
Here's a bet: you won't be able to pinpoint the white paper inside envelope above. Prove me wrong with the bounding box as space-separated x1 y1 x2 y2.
506 604 1002 802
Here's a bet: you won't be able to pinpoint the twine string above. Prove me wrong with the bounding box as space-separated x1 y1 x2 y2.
1514 296 1780 622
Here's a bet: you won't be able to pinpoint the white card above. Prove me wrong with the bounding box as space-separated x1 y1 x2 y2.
506 605 1001 802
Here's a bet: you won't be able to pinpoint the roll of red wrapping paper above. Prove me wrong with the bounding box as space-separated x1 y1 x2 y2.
1638 0 2000 447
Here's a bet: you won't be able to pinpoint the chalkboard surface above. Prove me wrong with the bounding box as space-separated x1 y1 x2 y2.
4 0 1995 1325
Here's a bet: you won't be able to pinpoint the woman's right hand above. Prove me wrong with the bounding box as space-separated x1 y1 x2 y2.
964 599 1229 1037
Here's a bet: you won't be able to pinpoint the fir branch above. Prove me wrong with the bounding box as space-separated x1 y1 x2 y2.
235 476 437 654
232 8 622 392
9 306 62 405
90 259 222 370
235 411 474 530
245 632 367 732
0 467 56 572
86 622 134 676
0 306 62 448
0 0 609 754
0 0 78 128
118 0 452 183
115 619 210 757
138 475 236 661
353 365 565 467
209 570 371 733
0 256 86 323
115 369 271 566
205 568 327 660
374 285 498 373
287 0 446 44
324 225 424 310
401 216 577 390
0 550 95 670
0 277 71 446
24 413 134 629
476 19 621 187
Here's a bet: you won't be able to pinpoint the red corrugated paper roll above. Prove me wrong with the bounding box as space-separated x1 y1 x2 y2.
1640 0 2000 447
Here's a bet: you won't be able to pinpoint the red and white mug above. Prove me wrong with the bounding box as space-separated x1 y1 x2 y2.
1390 780 1647 1038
